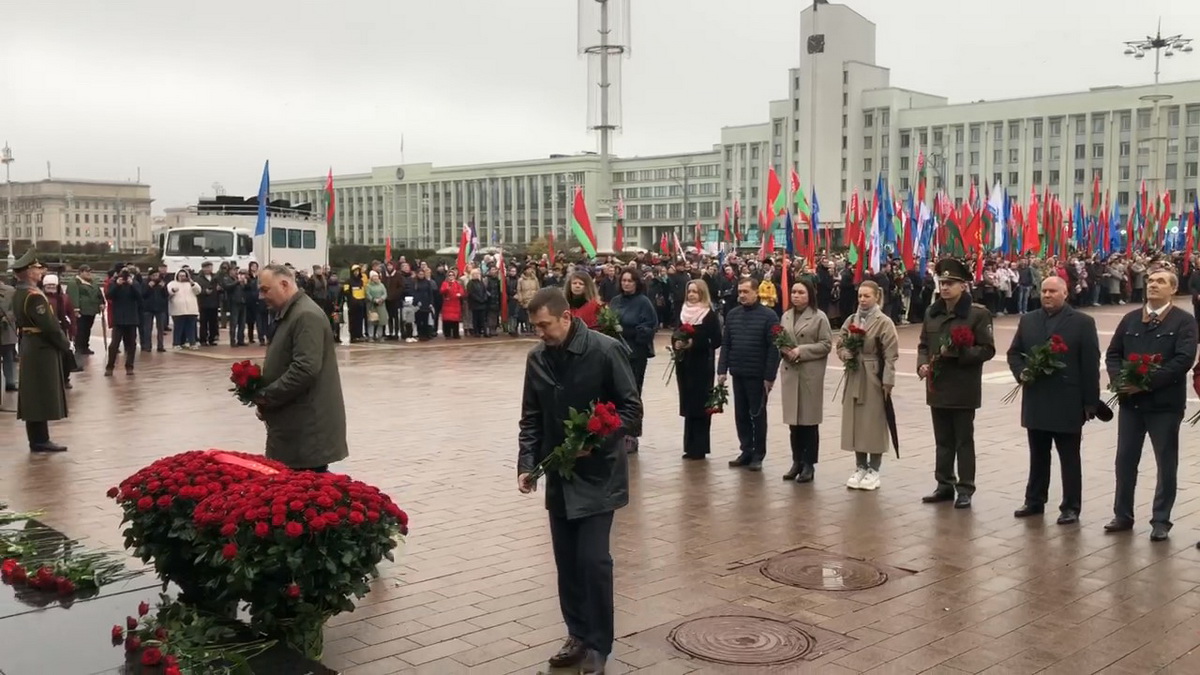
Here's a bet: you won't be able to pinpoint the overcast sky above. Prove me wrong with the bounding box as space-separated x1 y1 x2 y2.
3 0 1199 213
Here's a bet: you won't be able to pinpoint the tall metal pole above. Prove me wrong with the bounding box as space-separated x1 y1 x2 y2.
597 0 613 253
2 143 13 264
808 2 819 215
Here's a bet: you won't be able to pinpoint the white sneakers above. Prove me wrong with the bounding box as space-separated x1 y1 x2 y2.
846 467 880 491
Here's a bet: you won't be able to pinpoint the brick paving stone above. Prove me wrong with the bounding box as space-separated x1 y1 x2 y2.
5 304 1200 672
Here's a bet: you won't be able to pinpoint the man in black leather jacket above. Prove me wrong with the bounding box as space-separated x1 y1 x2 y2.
517 288 642 675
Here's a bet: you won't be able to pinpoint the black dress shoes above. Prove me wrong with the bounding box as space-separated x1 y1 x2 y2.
1014 504 1045 518
1056 510 1079 525
1103 519 1134 533
1150 524 1170 542
922 490 955 504
954 494 972 509
796 464 815 483
547 636 586 669
581 649 607 675
783 463 801 481
728 456 750 468
30 442 68 453
747 461 763 472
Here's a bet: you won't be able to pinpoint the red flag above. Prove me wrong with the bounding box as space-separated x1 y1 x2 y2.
547 230 556 266
614 198 625 252
723 208 731 243
1186 211 1196 275
733 199 742 242
780 253 790 311
1024 187 1040 254
660 232 669 254
385 237 392 264
455 226 469 275
694 219 703 254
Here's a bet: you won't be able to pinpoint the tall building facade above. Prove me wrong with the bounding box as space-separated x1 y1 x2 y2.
275 2 1200 247
1 179 154 250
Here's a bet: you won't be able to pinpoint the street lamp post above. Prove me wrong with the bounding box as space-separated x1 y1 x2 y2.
1124 22 1192 198
2 143 13 268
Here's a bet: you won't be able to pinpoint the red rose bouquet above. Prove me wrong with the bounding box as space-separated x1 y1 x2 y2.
108 450 288 608
2 553 133 598
526 401 623 484
771 324 797 350
110 594 273 675
928 325 977 391
1001 333 1069 404
229 360 264 406
704 382 730 416
840 323 868 372
1106 352 1162 407
664 323 697 385
192 472 409 659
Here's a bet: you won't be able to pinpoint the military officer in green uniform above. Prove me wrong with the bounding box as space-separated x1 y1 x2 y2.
916 258 995 509
12 249 72 452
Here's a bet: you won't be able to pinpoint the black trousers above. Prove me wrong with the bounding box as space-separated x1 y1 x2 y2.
683 415 711 457
199 308 220 344
930 407 976 496
548 511 614 656
789 424 820 465
75 314 96 353
415 309 432 339
1114 407 1181 528
348 299 365 340
443 321 461 338
386 300 400 337
25 421 50 445
471 309 488 336
1025 429 1082 513
732 376 768 462
106 326 138 370
629 357 647 394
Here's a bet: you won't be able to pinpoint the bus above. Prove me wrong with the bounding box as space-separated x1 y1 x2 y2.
160 196 328 275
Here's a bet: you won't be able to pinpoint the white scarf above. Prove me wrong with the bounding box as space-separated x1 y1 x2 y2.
680 301 710 326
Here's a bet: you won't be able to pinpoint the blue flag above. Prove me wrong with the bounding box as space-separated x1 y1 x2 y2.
811 188 821 235
255 160 270 237
784 209 795 255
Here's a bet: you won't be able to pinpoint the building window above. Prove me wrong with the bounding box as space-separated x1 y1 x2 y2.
724 146 732 161
900 132 910 149
1121 112 1132 131
955 152 963 165
1049 119 1062 137
1120 165 1131 180
919 131 928 146
864 112 873 128
773 143 782 158
1167 163 1178 179
864 158 872 172
1188 137 1199 153
1188 162 1199 178
1009 148 1019 163
773 119 782 136
1093 117 1105 134
1189 107 1200 125
954 127 964 144
1033 147 1043 162
970 151 980 165
1050 146 1061 161
993 149 1002 164
1189 189 1198 203
970 125 981 143
1075 116 1086 135
1074 168 1085 183
1049 170 1060 185
1093 143 1104 158
933 129 943 145
1033 170 1043 184
881 110 889 126
991 123 1001 142
993 172 1002 185
881 134 889 148
1009 172 1019 185
750 167 759 180
1168 138 1179 154
1120 141 1131 157
900 177 910 190
1138 111 1151 129
900 157 909 170
955 175 964 188
1009 122 1019 139
1033 120 1044 138
1137 165 1149 179
1169 108 1181 127
841 158 847 171
864 136 873 150
1118 191 1130 206
864 179 872 191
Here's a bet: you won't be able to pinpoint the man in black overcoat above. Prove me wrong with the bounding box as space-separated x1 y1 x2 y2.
518 288 643 675
1103 268 1197 542
1007 276 1102 525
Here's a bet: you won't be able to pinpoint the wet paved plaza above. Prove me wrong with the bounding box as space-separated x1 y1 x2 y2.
3 302 1200 674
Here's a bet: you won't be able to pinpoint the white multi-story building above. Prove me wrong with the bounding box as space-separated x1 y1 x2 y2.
275 2 1200 248
1 179 154 251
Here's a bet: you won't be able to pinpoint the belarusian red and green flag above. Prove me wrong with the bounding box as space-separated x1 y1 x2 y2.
571 185 598 257
323 168 335 231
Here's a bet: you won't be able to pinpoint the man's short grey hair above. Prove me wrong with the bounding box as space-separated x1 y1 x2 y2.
261 263 295 281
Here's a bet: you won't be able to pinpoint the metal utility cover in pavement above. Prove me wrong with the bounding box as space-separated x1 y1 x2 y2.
668 615 814 666
761 549 889 591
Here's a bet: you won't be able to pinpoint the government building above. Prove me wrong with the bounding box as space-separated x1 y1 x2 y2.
271 2 1200 250
1 178 154 251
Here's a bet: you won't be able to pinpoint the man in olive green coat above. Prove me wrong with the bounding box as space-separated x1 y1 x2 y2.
66 264 104 354
917 258 995 509
11 249 73 452
255 263 348 471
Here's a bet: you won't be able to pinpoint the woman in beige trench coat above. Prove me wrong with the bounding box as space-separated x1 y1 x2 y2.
838 280 899 492
778 278 832 484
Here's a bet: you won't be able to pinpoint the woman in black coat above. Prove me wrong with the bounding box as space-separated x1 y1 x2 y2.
676 279 722 460
610 269 658 454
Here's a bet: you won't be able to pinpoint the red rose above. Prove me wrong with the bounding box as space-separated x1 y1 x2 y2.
1137 364 1150 375
681 324 695 335
138 601 150 617
221 543 238 560
9 566 26 583
586 416 606 435
165 666 182 675
125 636 141 652
254 521 270 538
348 511 365 525
136 497 154 511
110 625 123 641
770 324 783 336
1129 353 1142 364
106 487 119 499
248 364 262 379
950 326 975 348
285 583 301 599
220 522 237 537
154 627 167 641
272 513 286 527
1151 354 1163 364
141 647 163 666
126 616 139 630
285 521 304 538
56 577 75 595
